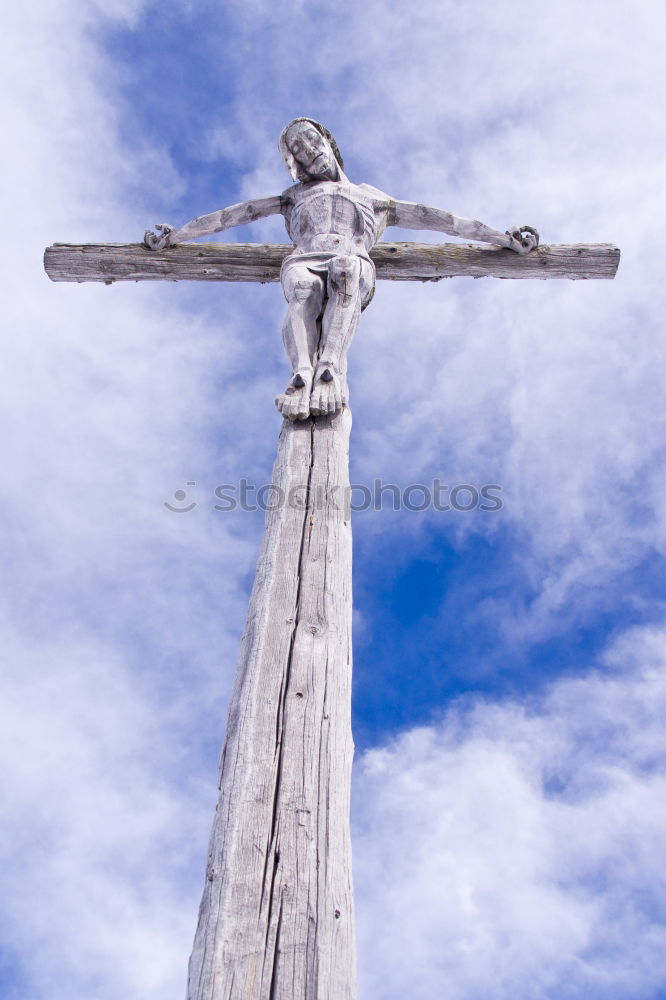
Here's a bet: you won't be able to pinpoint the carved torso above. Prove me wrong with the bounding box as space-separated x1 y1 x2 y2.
281 181 391 257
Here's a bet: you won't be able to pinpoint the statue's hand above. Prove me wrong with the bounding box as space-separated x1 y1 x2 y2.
143 223 174 251
506 225 539 254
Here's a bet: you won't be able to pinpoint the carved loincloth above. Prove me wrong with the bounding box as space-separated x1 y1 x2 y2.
280 250 376 311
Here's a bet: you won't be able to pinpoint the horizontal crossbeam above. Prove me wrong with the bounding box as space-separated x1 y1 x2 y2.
44 241 620 283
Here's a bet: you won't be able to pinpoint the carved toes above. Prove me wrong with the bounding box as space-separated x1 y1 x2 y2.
275 367 347 420
275 391 311 421
275 369 314 420
310 371 343 416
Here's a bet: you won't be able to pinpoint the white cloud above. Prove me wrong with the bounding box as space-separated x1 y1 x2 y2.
0 5 262 997
193 0 666 633
354 624 666 1000
3 2 665 999
0 623 202 1000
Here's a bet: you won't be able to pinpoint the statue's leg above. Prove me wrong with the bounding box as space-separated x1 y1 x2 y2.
276 264 325 421
310 255 373 417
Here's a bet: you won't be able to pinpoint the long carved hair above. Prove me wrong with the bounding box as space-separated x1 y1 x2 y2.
279 118 345 182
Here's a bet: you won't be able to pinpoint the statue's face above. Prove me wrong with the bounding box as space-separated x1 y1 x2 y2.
285 122 337 180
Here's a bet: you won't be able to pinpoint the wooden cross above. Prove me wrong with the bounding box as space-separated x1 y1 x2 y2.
44 118 619 1000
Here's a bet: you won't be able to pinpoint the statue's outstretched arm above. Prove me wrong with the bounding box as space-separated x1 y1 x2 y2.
144 195 283 250
390 199 538 254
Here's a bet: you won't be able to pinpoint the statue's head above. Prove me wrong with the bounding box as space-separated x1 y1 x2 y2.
279 118 345 182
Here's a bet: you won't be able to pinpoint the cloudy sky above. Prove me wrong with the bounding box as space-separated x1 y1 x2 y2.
2 2 665 998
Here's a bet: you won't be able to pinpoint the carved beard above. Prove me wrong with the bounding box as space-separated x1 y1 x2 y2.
295 154 340 183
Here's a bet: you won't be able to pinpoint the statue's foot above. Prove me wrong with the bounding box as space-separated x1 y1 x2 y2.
310 362 347 417
275 368 314 421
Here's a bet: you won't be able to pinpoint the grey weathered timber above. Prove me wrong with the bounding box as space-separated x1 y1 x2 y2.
188 410 355 1000
48 116 620 1000
44 240 620 284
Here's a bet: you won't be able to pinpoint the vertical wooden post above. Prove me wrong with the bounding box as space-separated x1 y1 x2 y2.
43 114 620 1000
187 410 356 1000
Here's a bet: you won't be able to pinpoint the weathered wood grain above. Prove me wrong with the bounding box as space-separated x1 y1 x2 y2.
50 115 621 1000
43 241 620 283
187 410 355 1000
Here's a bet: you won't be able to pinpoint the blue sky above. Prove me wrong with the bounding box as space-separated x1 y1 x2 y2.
2 2 666 999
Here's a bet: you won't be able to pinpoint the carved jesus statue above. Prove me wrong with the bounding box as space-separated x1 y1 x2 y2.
145 117 538 420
